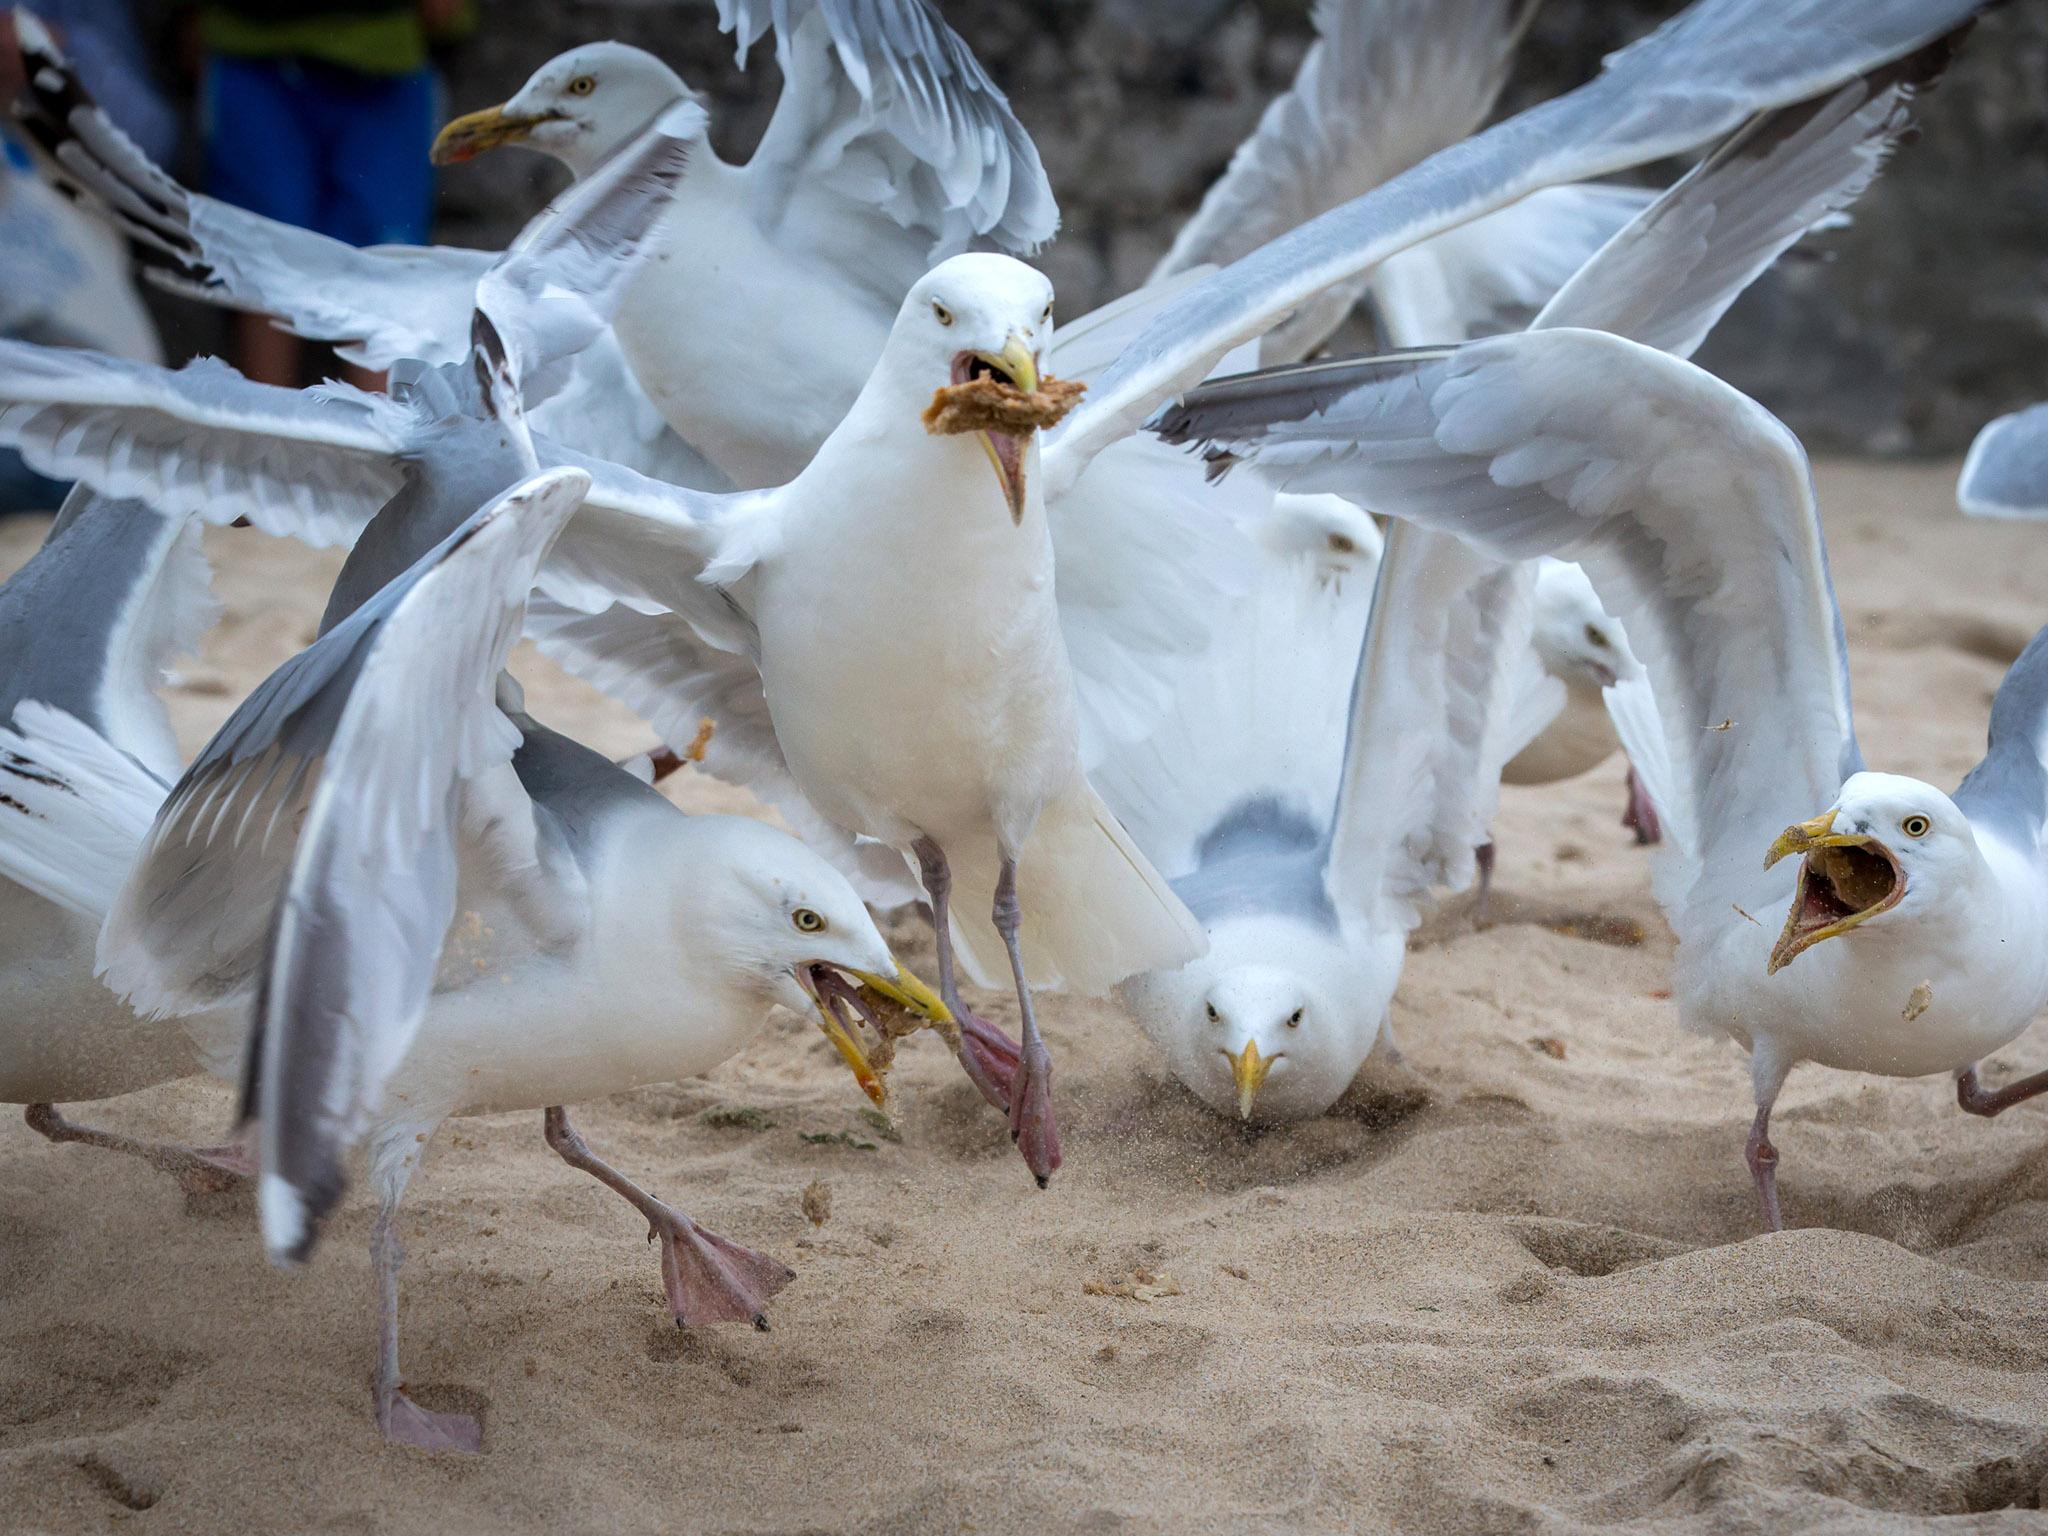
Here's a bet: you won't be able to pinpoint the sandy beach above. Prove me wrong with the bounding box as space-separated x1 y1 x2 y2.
3 456 2047 1533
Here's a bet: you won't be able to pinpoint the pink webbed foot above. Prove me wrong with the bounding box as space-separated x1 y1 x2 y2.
1622 766 1662 846
1008 1036 1062 1189
652 1211 795 1329
380 1389 481 1454
952 1011 1022 1112
178 1144 258 1197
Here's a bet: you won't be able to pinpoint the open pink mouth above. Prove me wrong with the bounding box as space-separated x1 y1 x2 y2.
951 351 1027 509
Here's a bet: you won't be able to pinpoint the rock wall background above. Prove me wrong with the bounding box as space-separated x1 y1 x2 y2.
430 1 2044 454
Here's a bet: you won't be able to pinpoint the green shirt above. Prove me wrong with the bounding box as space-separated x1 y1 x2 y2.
200 4 468 77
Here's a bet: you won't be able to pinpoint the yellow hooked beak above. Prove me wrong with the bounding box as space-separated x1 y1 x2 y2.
849 964 953 1026
1764 810 1843 870
431 103 552 165
809 964 951 1109
1228 1039 1275 1121
1763 810 1906 974
812 1001 888 1109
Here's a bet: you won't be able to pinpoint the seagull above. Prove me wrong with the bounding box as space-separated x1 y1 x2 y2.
1151 315 2048 1229
4 463 946 1452
1101 43 1932 1122
0 488 250 1189
1960 403 2048 521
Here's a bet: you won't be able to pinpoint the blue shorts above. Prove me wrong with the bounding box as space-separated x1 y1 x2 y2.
202 55 436 247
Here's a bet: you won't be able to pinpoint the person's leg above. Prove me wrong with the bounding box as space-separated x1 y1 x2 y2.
202 55 317 386
303 62 436 391
313 63 436 248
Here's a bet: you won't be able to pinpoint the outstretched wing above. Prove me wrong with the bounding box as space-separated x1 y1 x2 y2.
1047 0 1994 491
1155 328 1858 932
1954 625 2048 854
235 467 592 1264
733 0 1056 299
476 100 705 396
0 339 410 548
1533 38 1945 357
1155 0 1541 362
1322 523 1536 927
1157 0 1535 281
1959 405 2048 521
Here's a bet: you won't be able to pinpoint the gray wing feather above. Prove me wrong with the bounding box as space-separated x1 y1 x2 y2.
476 101 704 395
1156 0 1539 362
1156 0 1536 283
101 468 588 1026
1959 404 2048 521
1049 0 1994 487
1535 37 1950 357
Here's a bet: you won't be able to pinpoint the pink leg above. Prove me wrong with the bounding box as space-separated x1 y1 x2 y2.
993 856 1061 1188
543 1107 791 1328
914 837 1019 1114
1957 1063 2048 1117
1745 1106 1783 1233
1622 765 1663 846
24 1103 254 1196
371 1189 480 1453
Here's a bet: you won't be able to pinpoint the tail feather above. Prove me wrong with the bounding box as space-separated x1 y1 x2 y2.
948 780 1206 997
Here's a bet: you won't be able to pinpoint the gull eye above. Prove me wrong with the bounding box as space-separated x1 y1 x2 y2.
1901 815 1931 838
791 908 826 934
1205 1001 1219 1023
931 300 954 327
1585 624 1610 649
1288 1009 1304 1028
568 75 596 96
1042 300 1054 323
1328 533 1356 555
